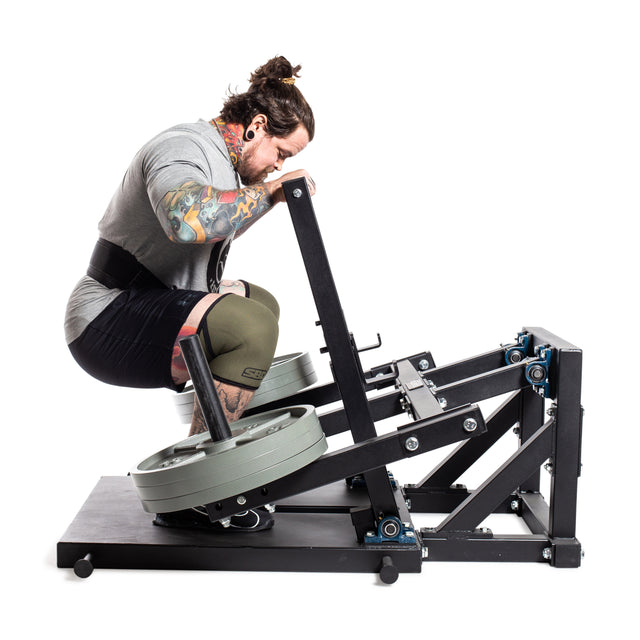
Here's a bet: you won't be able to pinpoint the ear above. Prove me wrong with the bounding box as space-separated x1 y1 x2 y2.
251 113 268 132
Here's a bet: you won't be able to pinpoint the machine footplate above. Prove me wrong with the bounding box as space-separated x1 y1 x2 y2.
57 476 422 577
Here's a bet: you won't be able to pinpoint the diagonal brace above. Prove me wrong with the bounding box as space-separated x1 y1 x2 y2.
436 419 554 533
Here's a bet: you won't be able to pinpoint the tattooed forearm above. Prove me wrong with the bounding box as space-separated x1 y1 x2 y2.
160 181 273 244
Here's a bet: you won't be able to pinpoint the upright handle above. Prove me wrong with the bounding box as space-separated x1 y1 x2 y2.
179 334 232 442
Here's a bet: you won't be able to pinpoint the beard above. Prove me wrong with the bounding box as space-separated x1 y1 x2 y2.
237 147 267 186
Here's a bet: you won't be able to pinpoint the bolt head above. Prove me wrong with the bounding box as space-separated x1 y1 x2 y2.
418 359 430 371
542 547 552 560
438 397 448 408
463 418 478 432
237 495 247 505
292 188 302 198
510 500 519 511
405 436 420 452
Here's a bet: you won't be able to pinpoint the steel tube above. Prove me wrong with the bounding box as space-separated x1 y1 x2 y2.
179 334 232 442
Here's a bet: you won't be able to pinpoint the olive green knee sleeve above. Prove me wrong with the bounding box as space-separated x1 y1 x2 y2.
197 294 279 389
241 280 280 321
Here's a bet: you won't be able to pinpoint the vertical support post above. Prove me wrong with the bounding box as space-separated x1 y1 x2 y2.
548 346 583 538
179 334 232 443
518 387 545 492
283 178 399 518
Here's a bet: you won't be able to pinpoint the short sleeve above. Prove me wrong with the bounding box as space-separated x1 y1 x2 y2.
142 134 212 214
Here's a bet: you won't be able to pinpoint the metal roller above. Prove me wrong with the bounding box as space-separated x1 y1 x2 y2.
131 405 327 514
173 352 317 422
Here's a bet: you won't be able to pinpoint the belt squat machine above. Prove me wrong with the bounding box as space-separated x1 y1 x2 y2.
58 179 584 583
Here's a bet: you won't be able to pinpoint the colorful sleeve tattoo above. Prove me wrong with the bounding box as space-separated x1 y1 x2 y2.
160 181 273 243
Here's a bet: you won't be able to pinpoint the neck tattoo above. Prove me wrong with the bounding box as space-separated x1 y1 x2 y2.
211 117 244 168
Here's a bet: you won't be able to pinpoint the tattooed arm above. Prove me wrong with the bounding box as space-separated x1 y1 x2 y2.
159 181 274 244
158 169 316 244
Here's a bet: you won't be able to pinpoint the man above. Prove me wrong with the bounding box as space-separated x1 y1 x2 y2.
64 56 315 531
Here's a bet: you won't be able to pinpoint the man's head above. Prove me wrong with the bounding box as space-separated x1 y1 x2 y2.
221 56 315 184
237 114 309 184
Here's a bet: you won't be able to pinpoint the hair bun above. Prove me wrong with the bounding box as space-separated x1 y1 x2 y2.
250 55 301 88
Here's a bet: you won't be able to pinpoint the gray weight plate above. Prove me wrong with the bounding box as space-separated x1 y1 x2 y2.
247 352 317 409
131 405 327 513
172 352 317 422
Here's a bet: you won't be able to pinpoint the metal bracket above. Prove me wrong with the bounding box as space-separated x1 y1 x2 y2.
355 333 382 353
347 471 398 490
320 331 382 355
503 332 553 398
365 516 417 545
525 345 553 398
503 331 531 364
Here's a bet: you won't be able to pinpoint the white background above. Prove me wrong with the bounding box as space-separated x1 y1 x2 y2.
2 1 638 637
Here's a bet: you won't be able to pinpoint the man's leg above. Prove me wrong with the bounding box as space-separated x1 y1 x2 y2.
171 283 279 434
188 386 252 436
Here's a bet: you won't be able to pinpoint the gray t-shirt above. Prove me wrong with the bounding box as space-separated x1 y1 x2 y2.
64 120 239 344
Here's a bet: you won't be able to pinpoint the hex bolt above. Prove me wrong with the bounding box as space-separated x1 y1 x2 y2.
542 547 552 560
405 436 420 452
418 359 430 371
510 500 520 512
237 495 247 505
438 397 448 409
292 188 303 198
220 518 231 528
263 503 276 513
463 418 478 432
366 531 375 538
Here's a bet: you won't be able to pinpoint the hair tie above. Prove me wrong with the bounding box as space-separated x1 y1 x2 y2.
281 77 295 85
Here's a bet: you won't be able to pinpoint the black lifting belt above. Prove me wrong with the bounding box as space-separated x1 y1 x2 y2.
87 238 168 290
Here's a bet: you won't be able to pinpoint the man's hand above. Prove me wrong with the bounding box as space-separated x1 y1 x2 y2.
264 169 316 205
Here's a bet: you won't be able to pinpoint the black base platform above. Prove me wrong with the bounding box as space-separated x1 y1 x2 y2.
57 476 423 579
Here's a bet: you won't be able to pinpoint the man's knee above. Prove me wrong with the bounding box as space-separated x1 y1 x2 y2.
197 294 278 389
243 281 280 321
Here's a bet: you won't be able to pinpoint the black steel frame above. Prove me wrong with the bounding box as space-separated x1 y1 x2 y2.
273 178 583 569
57 178 583 580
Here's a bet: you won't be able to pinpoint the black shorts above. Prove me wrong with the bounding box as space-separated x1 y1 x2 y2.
68 288 208 391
